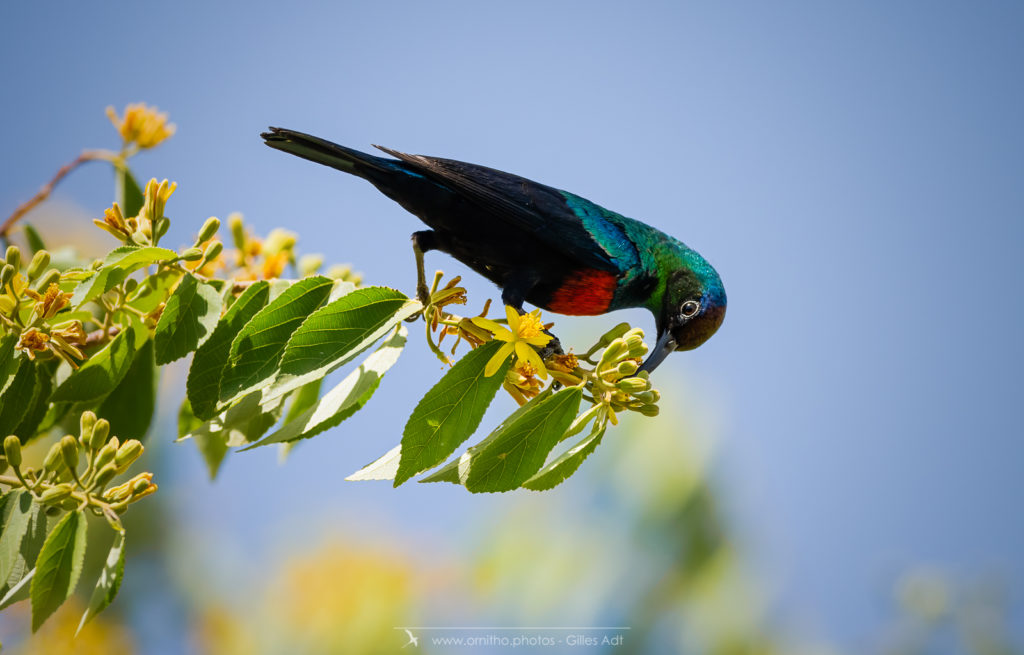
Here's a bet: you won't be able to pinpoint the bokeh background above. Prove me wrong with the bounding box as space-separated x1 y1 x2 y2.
2 1 1022 653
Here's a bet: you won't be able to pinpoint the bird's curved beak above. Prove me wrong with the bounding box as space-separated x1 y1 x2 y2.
638 329 676 374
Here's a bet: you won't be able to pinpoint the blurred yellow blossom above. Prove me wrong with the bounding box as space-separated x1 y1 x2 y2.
106 103 175 149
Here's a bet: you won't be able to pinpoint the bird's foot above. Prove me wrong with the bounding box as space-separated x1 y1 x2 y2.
538 330 564 360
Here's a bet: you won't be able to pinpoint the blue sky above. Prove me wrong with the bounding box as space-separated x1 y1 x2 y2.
2 1 1023 649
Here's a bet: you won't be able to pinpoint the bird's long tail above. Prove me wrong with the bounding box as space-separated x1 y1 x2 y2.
261 127 390 178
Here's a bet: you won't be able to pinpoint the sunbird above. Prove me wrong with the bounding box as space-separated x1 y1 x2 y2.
261 128 726 372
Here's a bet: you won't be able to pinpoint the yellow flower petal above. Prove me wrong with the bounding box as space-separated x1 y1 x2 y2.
524 333 553 347
470 316 513 342
484 342 515 377
504 305 520 330
515 342 548 379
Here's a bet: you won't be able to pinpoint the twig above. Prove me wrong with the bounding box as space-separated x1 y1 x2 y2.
0 149 118 238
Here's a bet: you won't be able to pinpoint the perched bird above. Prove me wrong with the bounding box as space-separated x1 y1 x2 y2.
261 128 726 372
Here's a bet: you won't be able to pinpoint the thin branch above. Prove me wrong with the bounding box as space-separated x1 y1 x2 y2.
0 149 118 238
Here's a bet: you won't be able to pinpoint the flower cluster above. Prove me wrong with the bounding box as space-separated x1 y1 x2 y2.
106 103 176 150
413 273 661 415
0 244 83 365
2 411 156 527
93 178 176 247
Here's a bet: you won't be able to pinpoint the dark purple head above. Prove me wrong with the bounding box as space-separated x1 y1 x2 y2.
639 251 726 373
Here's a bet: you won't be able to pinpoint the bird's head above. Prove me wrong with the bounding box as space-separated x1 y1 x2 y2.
640 250 726 373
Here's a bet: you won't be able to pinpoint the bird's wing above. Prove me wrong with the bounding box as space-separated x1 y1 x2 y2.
373 146 622 273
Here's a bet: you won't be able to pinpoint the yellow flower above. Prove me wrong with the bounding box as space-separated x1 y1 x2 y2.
26 282 71 321
140 178 176 226
263 228 298 256
471 305 552 378
106 103 176 148
261 251 289 279
17 327 50 359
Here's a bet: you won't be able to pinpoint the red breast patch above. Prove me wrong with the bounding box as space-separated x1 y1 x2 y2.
546 270 618 316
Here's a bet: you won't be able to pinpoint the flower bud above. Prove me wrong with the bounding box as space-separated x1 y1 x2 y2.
297 254 323 277
26 250 50 282
79 410 97 445
632 391 657 405
115 439 144 471
34 268 61 292
4 246 20 272
89 418 111 451
130 477 151 495
60 435 80 471
0 264 14 287
635 403 660 417
624 335 646 357
59 498 79 511
94 441 117 471
202 240 223 264
3 435 22 468
180 247 203 262
43 441 66 473
197 216 221 244
617 377 649 394
599 323 631 346
124 278 138 294
129 480 157 502
229 213 245 250
105 482 132 503
598 339 628 368
92 463 118 490
616 360 639 377
39 485 73 504
154 217 171 240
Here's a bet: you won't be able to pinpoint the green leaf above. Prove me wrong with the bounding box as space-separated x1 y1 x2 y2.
522 422 606 491
70 245 178 308
0 358 37 437
186 281 269 420
97 338 157 441
129 268 183 314
30 509 87 631
0 568 34 609
241 325 407 450
346 444 403 482
283 379 323 424
23 224 47 253
181 393 285 478
464 387 582 493
77 530 125 633
0 492 34 584
51 328 136 403
0 499 48 609
178 399 227 479
395 341 509 486
418 389 553 485
218 276 335 404
12 360 55 441
117 166 145 219
154 273 223 364
259 287 420 405
0 334 18 396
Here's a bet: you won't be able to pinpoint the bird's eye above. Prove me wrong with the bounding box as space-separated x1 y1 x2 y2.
681 300 700 318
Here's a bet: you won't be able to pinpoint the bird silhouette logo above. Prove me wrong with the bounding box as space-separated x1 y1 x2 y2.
402 629 419 648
